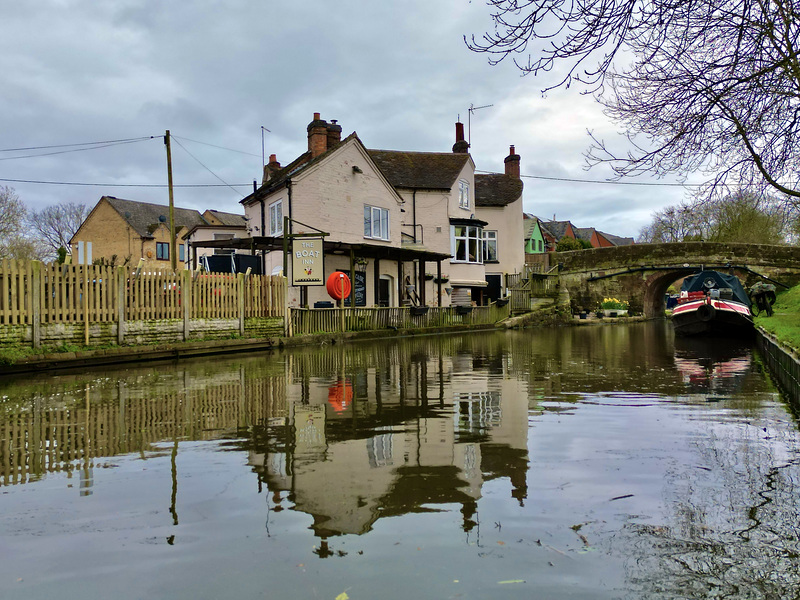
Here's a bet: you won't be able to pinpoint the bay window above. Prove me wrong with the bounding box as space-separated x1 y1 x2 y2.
451 225 483 263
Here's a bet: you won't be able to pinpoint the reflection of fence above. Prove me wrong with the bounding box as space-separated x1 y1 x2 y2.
290 303 510 335
0 260 286 344
0 377 287 486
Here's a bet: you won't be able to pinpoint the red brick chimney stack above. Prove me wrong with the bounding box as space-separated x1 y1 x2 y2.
262 154 282 184
307 112 329 158
504 145 521 178
452 121 469 153
327 119 342 149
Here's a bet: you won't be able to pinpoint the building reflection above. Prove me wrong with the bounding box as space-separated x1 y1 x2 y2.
0 336 530 542
250 339 530 538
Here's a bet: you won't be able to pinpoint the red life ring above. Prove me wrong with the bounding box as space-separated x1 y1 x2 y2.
327 380 353 413
326 272 351 301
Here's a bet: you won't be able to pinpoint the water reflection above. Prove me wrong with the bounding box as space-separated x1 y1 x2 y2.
1 323 799 599
674 336 753 397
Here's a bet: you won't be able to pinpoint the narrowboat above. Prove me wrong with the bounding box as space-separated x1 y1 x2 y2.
671 270 753 337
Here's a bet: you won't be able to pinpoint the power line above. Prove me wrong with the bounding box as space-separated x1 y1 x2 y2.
171 137 244 197
0 136 159 152
0 137 159 161
477 169 701 187
0 177 251 188
172 135 261 158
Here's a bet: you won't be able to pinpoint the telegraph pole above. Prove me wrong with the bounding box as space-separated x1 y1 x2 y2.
165 130 177 272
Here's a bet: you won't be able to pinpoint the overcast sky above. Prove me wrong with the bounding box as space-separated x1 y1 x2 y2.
1 0 692 239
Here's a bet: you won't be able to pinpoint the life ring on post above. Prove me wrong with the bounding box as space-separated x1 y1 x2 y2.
326 271 351 301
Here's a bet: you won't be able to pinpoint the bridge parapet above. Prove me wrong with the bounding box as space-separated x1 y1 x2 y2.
557 242 800 273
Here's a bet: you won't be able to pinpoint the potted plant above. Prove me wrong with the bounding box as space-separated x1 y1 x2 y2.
599 297 629 317
456 305 473 315
410 306 429 316
424 273 434 281
434 276 449 284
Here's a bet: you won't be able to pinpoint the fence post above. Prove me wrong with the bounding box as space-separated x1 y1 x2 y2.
31 261 41 349
237 272 245 336
182 269 191 341
117 266 126 345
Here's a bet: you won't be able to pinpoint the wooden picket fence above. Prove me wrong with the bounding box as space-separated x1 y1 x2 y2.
0 259 287 327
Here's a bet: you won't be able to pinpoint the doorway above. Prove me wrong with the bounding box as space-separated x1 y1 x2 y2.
379 275 393 307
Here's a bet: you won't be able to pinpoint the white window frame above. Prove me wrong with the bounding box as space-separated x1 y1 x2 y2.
364 205 390 241
269 199 283 236
450 225 483 264
483 230 498 262
458 180 470 209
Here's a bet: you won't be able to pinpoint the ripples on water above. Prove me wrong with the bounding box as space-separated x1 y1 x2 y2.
1 322 799 599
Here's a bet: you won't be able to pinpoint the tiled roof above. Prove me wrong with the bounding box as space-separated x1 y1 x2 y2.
204 210 247 227
599 231 635 246
523 218 537 240
574 227 596 242
540 220 573 240
367 150 470 190
475 173 523 207
104 196 206 238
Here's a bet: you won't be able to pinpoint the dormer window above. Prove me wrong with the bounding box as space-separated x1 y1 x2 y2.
458 180 470 209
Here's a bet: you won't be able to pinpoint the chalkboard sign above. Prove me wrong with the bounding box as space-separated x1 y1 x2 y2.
338 270 366 307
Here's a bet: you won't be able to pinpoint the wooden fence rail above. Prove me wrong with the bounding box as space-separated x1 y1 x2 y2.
0 260 287 344
291 303 510 335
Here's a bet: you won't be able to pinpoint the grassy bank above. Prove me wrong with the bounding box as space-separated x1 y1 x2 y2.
754 284 800 354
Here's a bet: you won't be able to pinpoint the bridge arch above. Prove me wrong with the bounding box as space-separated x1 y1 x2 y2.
556 242 800 318
642 269 697 318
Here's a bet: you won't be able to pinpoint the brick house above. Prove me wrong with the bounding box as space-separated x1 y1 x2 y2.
218 113 524 308
70 196 207 268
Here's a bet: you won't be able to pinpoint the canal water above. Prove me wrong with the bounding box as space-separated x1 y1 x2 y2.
1 322 799 599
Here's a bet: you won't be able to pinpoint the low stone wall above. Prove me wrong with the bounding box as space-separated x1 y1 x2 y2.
0 317 286 349
756 330 800 405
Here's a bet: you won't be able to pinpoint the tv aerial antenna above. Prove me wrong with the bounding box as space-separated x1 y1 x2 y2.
261 126 271 167
467 103 493 148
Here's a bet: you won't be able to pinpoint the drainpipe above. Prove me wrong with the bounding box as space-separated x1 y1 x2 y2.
260 197 266 275
412 189 417 243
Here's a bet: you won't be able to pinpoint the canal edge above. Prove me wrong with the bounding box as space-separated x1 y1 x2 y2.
756 327 800 405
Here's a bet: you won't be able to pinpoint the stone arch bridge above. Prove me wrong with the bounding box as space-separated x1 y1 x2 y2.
556 242 800 318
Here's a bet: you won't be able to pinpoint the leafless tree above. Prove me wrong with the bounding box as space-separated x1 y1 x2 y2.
467 0 800 203
0 186 25 242
27 202 89 259
0 186 41 259
638 191 793 243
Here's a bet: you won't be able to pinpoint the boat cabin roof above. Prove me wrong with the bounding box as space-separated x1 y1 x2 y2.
681 270 750 306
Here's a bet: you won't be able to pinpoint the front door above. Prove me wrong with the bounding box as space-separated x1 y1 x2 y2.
379 276 392 307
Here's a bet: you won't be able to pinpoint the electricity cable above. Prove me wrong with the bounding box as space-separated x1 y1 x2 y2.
171 137 244 197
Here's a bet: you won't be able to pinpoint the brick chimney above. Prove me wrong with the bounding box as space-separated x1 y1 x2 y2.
262 154 282 184
504 145 520 178
452 121 469 153
327 119 342 149
307 112 329 158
